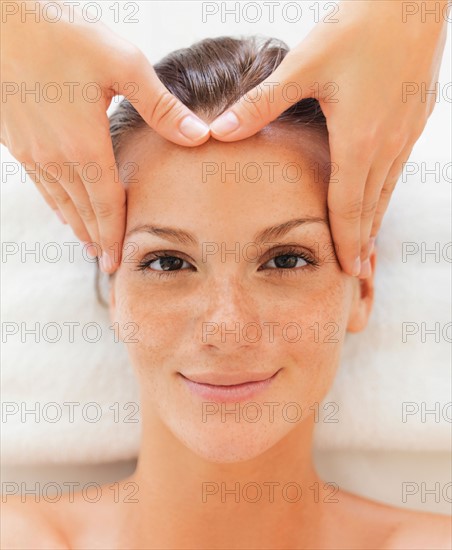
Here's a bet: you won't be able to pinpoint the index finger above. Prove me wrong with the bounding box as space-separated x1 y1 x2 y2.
327 138 370 277
75 134 126 273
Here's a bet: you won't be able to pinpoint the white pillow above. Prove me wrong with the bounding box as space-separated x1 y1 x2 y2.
1 147 450 465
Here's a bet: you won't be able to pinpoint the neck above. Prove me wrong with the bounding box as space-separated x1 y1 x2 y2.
121 403 329 549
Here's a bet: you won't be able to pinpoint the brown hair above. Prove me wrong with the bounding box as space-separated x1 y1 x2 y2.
109 36 326 159
97 36 327 305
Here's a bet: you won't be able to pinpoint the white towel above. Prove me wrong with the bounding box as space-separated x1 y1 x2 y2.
1 147 450 465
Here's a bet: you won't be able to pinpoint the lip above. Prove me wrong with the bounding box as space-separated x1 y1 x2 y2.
178 369 281 403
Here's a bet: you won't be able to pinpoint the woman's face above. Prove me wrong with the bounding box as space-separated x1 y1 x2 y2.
111 124 375 462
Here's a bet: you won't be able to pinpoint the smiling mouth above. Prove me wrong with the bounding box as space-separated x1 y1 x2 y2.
178 369 281 386
178 369 282 403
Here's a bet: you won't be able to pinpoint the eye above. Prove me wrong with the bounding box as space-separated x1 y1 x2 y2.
148 256 191 271
258 246 319 276
262 254 308 269
136 252 194 275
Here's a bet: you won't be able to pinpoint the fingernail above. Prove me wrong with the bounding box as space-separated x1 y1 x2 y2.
100 252 113 273
368 237 376 256
179 115 209 141
360 258 372 278
55 210 66 224
352 256 361 277
210 111 239 136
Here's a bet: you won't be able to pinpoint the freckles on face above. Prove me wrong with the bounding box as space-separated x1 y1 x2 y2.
113 126 355 372
110 127 356 460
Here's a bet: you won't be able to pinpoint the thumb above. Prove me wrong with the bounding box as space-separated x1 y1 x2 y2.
116 50 210 147
210 52 312 142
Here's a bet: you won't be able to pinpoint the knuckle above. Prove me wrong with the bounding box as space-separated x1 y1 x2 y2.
75 202 96 222
328 198 363 223
371 218 383 236
39 169 59 185
53 191 71 207
91 198 114 219
361 198 379 218
360 242 370 258
149 91 184 128
380 179 397 199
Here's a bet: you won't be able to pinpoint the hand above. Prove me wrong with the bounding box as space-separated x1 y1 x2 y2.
1 0 210 272
209 0 449 277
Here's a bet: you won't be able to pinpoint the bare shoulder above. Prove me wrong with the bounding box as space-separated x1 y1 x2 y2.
384 508 452 550
0 495 69 549
1 479 131 549
334 488 451 549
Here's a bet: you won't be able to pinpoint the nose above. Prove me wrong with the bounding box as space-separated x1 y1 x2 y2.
195 275 262 353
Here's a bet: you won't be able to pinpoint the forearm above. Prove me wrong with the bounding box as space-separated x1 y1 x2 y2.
337 0 450 30
333 0 449 65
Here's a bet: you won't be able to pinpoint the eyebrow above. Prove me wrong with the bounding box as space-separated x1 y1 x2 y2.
125 217 328 246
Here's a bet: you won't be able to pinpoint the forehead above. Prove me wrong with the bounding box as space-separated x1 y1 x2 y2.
118 122 329 178
117 124 331 227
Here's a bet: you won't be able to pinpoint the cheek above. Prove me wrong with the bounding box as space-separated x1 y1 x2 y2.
112 270 192 375
258 274 353 402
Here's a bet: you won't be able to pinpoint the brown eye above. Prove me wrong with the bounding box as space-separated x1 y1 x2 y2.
262 254 308 269
137 254 193 273
150 256 188 271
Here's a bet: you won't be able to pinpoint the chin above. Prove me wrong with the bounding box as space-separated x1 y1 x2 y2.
178 434 277 464
166 414 295 463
